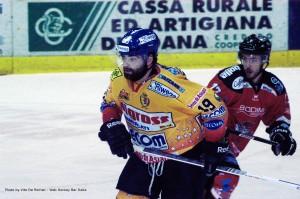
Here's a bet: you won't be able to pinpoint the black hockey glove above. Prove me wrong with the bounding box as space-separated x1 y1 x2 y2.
99 119 134 159
266 122 297 156
203 139 229 177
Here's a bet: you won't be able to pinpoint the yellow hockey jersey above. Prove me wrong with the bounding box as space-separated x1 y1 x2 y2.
101 65 228 159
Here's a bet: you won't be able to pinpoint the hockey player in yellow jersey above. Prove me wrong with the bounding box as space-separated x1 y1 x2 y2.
98 28 229 199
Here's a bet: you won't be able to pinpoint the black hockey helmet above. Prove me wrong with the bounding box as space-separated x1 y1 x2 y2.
238 34 272 65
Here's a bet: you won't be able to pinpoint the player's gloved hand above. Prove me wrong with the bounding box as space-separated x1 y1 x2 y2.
266 122 297 156
203 139 229 177
99 119 133 159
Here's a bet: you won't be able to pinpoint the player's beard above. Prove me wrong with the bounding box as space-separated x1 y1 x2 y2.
123 62 148 81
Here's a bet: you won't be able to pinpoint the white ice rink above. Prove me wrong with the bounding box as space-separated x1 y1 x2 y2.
1 68 300 199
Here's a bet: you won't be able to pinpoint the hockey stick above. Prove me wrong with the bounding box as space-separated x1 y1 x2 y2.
228 130 278 146
135 147 300 191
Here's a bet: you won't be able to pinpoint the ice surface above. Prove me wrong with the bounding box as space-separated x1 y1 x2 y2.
0 68 299 199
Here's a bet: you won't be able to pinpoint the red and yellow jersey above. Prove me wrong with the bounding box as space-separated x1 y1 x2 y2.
101 65 228 158
208 65 291 156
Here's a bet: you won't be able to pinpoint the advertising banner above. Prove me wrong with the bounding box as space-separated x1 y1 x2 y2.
13 0 288 55
28 2 95 52
0 0 12 56
289 0 300 49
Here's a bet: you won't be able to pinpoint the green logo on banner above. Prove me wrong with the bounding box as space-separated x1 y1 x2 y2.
35 8 73 45
28 1 116 52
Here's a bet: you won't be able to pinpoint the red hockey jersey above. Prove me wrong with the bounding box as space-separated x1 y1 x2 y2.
208 65 291 156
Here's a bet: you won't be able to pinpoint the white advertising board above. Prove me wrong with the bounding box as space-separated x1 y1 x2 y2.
12 0 288 55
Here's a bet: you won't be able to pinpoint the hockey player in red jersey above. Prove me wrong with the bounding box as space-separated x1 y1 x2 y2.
205 34 297 198
98 28 229 199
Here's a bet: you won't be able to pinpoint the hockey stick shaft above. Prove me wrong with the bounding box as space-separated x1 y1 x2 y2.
136 147 300 191
229 130 278 146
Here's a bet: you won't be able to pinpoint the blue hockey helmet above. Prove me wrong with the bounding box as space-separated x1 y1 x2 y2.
116 28 160 57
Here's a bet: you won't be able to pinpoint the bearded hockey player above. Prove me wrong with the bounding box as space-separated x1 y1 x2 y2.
98 28 230 199
206 34 297 198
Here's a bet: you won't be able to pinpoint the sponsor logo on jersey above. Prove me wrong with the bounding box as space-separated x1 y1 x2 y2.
121 103 175 131
203 120 224 130
140 93 150 108
252 95 259 101
118 89 129 100
201 105 226 119
232 76 244 90
111 67 123 80
129 129 168 150
219 66 240 79
188 88 207 108
162 66 184 76
168 68 182 75
148 80 179 98
238 105 265 117
271 77 284 94
271 76 279 84
135 151 167 163
158 74 185 93
217 146 229 153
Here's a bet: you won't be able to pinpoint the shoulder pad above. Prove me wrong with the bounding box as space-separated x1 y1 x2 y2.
218 65 244 93
110 67 123 81
263 72 286 95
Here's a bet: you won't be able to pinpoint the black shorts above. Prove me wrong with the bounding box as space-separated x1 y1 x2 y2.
116 144 207 199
